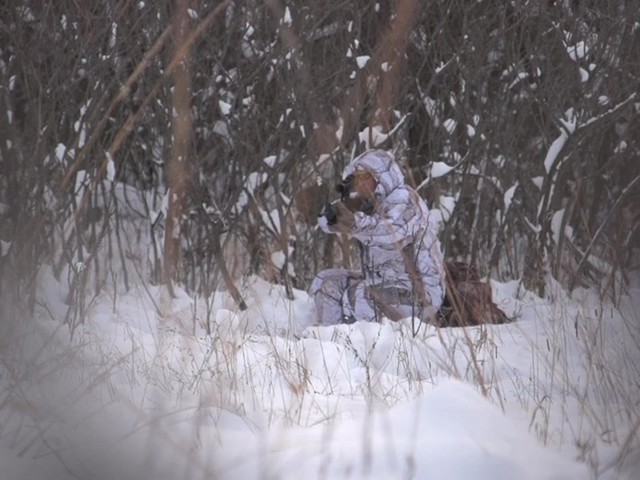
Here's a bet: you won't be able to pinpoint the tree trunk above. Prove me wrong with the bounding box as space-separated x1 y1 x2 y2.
163 0 193 296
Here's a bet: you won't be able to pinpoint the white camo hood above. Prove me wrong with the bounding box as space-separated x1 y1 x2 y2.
342 150 404 197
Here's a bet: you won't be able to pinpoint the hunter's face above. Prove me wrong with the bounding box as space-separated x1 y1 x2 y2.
352 170 377 199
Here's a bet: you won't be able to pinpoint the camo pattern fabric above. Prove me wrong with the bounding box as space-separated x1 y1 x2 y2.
312 150 446 325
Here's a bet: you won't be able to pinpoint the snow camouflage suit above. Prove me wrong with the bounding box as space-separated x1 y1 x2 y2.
312 150 446 325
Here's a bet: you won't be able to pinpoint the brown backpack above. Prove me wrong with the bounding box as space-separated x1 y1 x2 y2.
436 261 510 327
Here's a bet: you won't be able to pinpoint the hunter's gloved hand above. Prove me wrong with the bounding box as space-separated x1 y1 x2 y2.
326 201 356 232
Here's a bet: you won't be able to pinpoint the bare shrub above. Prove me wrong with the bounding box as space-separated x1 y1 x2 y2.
0 0 637 317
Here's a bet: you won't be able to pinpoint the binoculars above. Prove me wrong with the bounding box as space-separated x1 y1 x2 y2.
323 174 354 225
335 174 354 201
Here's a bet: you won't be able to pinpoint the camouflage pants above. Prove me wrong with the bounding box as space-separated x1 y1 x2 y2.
310 268 421 326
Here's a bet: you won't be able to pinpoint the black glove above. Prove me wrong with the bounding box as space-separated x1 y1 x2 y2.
321 201 356 232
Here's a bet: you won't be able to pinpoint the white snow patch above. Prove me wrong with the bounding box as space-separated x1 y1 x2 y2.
271 245 295 278
532 176 544 190
567 41 589 61
335 119 344 142
358 126 388 148
0 240 11 256
283 6 292 25
504 182 518 212
431 161 455 178
551 209 574 246
544 130 568 174
55 143 67 163
423 96 440 127
218 100 232 116
109 22 117 48
508 70 529 90
74 170 88 205
466 124 476 137
614 140 628 153
106 153 116 183
356 55 370 69
443 118 457 134
263 155 278 168
579 67 589 83
213 120 232 143
438 195 457 222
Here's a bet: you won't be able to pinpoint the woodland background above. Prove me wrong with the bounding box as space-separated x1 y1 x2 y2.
1 0 638 321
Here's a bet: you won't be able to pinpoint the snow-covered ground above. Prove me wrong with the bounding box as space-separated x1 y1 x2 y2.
1 271 639 479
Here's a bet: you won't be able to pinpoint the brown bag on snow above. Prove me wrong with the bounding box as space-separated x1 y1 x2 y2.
436 261 510 327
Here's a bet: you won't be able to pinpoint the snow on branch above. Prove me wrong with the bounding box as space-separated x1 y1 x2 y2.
580 92 637 129
538 94 637 221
